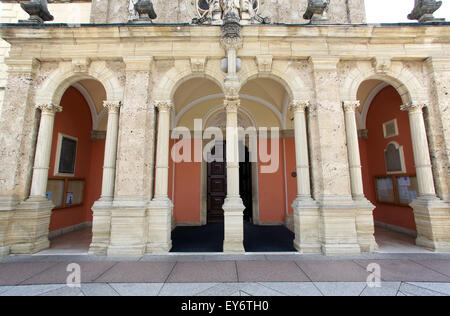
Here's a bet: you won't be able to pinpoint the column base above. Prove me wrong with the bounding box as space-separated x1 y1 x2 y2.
0 246 10 258
319 196 361 256
411 197 450 252
223 196 245 254
146 198 173 254
9 198 53 254
88 199 113 255
354 197 378 253
0 197 15 258
106 198 148 257
292 197 321 254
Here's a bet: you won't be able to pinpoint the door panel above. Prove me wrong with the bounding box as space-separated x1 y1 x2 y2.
207 142 226 222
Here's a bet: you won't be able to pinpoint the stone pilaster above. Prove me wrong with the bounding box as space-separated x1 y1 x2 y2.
343 100 377 253
9 103 62 254
310 57 361 255
401 103 450 252
147 101 173 253
89 100 121 255
289 101 320 253
107 57 154 257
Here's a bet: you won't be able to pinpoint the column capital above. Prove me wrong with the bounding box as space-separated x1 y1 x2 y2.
401 103 427 114
36 103 62 114
224 99 240 113
153 100 174 112
103 100 122 113
289 100 310 113
343 100 360 112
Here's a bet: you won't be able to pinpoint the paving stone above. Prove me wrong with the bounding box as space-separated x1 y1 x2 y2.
21 261 116 285
359 282 401 296
167 261 237 283
110 283 164 296
95 262 175 283
400 283 449 296
80 283 120 296
260 282 323 296
313 282 367 296
405 282 450 295
296 260 369 282
411 260 450 277
159 283 218 296
39 285 84 296
0 262 58 285
237 283 285 296
0 286 13 295
354 259 450 282
196 283 245 296
0 284 66 296
237 261 309 282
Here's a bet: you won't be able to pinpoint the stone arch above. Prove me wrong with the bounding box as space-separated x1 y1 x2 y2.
152 59 226 101
35 61 124 106
238 59 313 101
341 63 427 105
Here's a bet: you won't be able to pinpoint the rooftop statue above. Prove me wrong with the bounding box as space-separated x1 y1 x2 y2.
408 0 445 23
303 0 330 24
192 0 270 25
19 0 54 23
129 0 157 23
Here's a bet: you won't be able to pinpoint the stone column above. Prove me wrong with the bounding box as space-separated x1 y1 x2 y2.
147 101 173 253
107 57 154 257
222 97 246 253
11 103 62 254
401 103 450 252
310 57 361 255
343 101 377 252
289 101 320 253
220 12 246 253
89 100 121 255
29 104 62 199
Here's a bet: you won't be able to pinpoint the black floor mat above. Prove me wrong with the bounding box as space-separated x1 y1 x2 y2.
170 222 295 253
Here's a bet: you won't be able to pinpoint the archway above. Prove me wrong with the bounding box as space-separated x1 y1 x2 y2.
357 79 429 253
41 79 108 254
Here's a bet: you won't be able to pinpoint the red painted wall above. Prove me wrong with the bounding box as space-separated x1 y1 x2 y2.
169 139 202 223
360 85 417 231
258 138 287 223
48 87 104 232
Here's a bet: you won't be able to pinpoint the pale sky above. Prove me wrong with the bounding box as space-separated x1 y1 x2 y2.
365 0 450 23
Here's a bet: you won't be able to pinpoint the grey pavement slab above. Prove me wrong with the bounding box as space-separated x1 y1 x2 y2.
21 261 116 285
196 283 244 296
236 261 309 282
0 262 58 285
359 282 401 296
0 284 66 296
39 286 84 296
158 283 219 296
95 262 175 283
110 283 164 296
410 260 450 277
405 282 450 295
399 283 447 296
296 260 370 282
354 259 450 282
260 282 323 296
235 283 285 296
313 282 367 296
167 261 237 283
80 283 120 296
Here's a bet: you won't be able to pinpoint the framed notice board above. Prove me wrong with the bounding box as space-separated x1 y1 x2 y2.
375 174 418 206
46 177 85 210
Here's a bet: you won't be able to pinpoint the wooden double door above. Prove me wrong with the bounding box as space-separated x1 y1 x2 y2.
207 142 253 223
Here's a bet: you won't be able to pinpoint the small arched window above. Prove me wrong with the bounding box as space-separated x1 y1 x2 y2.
384 142 406 174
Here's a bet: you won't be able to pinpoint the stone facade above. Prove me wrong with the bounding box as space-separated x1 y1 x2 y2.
0 1 448 257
